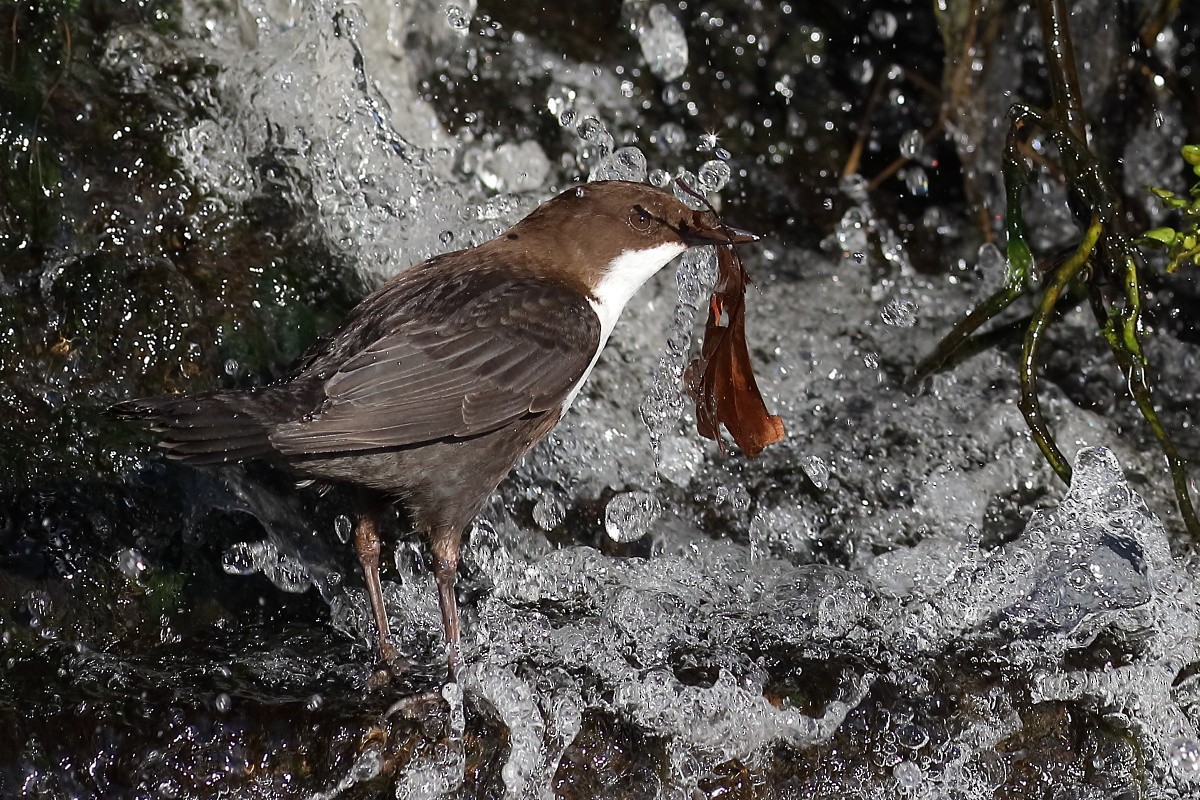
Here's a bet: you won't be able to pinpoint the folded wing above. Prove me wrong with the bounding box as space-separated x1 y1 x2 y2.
270 277 600 454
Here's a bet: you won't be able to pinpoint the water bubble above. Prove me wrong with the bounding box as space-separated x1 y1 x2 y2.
590 146 648 182
630 3 689 81
476 141 551 193
893 759 923 788
1169 738 1200 778
349 745 384 782
605 491 662 543
802 455 830 491
24 590 51 626
868 10 898 40
445 3 472 33
975 241 1005 278
261 547 313 593
648 168 671 188
899 129 924 160
640 384 684 445
576 117 614 156
923 206 956 237
672 170 704 208
222 540 312 593
834 207 870 254
214 693 231 713
532 490 567 531
222 542 258 575
655 121 687 151
880 298 917 327
334 514 353 544
697 159 731 192
223 358 239 376
839 173 870 204
439 230 454 245
115 548 148 580
850 58 875 84
729 484 751 513
307 694 324 711
896 723 929 750
901 165 928 197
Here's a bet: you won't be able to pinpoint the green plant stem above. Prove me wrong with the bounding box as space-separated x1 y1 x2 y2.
1089 259 1200 539
1036 0 1088 144
1018 215 1102 484
906 108 1039 391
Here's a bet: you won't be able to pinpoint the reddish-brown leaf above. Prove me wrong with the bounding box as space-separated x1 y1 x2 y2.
684 245 785 457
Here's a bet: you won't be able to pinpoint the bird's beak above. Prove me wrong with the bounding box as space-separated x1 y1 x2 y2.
682 222 761 246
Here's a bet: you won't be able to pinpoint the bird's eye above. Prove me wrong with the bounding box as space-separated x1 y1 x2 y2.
628 206 653 233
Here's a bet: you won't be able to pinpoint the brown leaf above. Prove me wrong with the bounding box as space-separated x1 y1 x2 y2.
684 245 785 457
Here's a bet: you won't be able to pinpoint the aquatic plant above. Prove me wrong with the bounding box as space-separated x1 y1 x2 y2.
909 0 1199 539
1143 145 1200 274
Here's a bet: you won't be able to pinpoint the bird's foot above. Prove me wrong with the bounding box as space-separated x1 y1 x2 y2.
385 674 465 729
363 640 422 693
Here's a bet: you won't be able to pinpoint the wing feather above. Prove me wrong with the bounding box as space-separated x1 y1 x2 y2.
270 275 600 455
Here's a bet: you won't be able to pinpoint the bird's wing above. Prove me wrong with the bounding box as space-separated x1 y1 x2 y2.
269 278 600 454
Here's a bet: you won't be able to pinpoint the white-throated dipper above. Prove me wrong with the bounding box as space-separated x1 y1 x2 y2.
113 180 758 678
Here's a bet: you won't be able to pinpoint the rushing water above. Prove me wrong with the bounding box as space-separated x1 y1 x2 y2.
2 1 1200 798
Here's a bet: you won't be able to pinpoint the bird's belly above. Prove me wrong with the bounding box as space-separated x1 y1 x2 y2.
287 412 559 532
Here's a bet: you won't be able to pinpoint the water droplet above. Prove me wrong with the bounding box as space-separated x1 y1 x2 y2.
1170 738 1200 778
445 3 472 32
849 58 875 84
896 722 929 750
590 146 648 182
115 548 148 580
802 455 830 490
214 692 231 713
976 241 1005 276
880 298 917 327
697 159 731 192
532 491 567 531
222 542 258 575
604 491 661 543
476 141 551 193
893 759 923 788
868 10 898 40
223 358 239 376
839 173 870 205
923 206 956 236
648 168 671 188
899 129 924 160
24 590 51 626
834 207 869 254
630 4 689 81
334 514 353 544
439 230 454 245
576 117 614 156
901 165 928 197
349 745 384 782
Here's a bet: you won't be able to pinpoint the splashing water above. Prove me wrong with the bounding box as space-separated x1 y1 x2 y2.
6 0 1200 797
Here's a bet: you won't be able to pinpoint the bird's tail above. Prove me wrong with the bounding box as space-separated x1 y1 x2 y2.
111 387 309 465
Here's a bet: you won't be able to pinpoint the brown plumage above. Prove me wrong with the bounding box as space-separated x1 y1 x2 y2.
113 180 757 681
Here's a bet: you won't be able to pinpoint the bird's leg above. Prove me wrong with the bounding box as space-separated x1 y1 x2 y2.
430 525 463 677
354 508 400 666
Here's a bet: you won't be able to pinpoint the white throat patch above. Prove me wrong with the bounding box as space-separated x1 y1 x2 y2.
561 241 688 411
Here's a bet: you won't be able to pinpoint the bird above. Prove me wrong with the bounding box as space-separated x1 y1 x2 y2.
112 179 758 680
